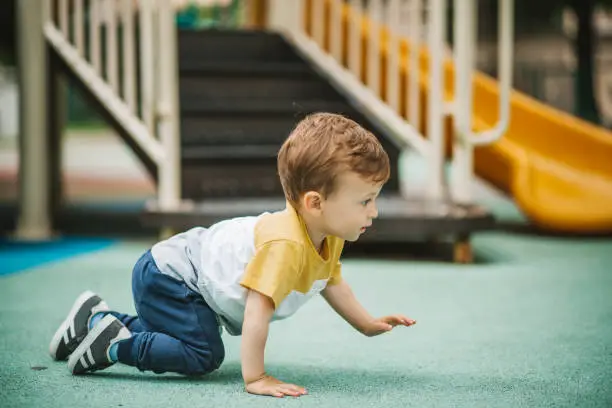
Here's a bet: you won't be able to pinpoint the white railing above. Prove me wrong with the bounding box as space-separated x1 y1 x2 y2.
268 0 514 204
42 0 182 211
450 0 514 202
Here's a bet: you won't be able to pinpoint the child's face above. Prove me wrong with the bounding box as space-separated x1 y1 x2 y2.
320 172 383 242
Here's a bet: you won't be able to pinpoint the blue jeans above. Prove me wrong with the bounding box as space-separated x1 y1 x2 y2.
111 250 225 376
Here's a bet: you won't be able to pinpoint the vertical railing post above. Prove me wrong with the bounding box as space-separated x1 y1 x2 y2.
451 0 514 203
156 0 181 211
122 0 136 113
311 0 325 46
386 0 401 113
366 0 382 96
16 0 51 240
408 0 422 130
330 0 343 62
105 0 119 92
139 0 155 133
450 0 477 203
348 0 363 80
425 0 447 201
90 0 102 74
74 0 85 55
267 0 303 34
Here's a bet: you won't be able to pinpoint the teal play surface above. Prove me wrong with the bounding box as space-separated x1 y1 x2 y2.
1 192 611 407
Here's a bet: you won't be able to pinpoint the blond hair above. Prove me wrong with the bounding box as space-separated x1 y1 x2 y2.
277 112 390 206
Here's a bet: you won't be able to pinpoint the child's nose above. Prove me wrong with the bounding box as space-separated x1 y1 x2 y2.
369 205 379 219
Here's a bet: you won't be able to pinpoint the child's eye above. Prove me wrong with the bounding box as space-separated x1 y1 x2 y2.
361 199 372 206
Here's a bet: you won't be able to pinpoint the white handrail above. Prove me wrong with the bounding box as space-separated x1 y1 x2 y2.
44 22 165 163
289 30 429 155
469 0 514 145
43 0 182 212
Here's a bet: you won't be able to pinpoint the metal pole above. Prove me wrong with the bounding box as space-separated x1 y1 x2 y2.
425 0 446 201
408 0 422 129
450 0 476 203
157 0 181 211
15 0 52 240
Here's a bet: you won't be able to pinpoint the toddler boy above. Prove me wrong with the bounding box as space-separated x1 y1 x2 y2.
49 112 416 398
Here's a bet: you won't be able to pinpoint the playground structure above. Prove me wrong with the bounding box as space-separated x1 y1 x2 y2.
10 0 612 263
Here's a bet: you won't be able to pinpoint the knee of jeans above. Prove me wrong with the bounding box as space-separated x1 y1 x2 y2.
211 343 225 370
186 347 224 376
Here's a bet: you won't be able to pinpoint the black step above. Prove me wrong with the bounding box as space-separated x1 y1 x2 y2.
179 61 313 76
180 114 300 146
182 159 400 199
176 28 401 200
178 29 301 63
182 159 282 198
179 73 344 101
181 145 279 160
180 107 391 147
180 98 355 115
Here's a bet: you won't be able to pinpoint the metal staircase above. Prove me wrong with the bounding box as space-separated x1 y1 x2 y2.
175 30 401 200
13 0 515 262
142 28 494 262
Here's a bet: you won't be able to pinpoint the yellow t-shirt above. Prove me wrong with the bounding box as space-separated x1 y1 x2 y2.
151 202 345 336
241 203 344 311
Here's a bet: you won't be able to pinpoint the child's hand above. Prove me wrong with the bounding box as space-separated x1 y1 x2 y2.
246 375 308 398
363 315 416 337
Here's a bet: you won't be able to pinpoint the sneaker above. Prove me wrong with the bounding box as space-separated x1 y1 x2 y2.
49 291 110 361
67 315 131 375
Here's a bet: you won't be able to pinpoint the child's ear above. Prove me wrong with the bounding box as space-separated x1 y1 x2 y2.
303 191 322 211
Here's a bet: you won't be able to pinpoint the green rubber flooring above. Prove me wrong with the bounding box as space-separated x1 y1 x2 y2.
1 199 612 407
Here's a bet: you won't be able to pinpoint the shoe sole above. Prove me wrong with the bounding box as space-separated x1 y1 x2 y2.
67 314 116 375
49 290 98 360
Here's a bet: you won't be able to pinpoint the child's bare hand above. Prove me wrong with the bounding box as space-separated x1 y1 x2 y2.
363 315 416 337
246 375 308 398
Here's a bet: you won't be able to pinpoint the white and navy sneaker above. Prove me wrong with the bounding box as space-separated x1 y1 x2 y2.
67 315 131 375
49 291 110 361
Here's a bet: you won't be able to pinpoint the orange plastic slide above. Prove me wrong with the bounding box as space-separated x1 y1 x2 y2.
390 30 612 234
469 72 612 234
397 40 612 234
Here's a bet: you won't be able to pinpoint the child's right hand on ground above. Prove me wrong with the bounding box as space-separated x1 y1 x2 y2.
246 375 308 398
